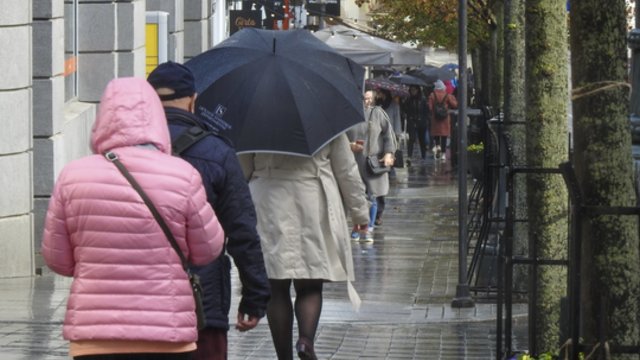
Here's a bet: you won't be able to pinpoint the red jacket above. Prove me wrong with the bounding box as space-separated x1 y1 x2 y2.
428 89 458 137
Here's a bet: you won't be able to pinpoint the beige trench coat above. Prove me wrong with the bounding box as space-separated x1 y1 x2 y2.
238 134 369 294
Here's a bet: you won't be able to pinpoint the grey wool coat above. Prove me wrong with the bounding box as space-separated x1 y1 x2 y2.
346 105 397 197
238 134 369 307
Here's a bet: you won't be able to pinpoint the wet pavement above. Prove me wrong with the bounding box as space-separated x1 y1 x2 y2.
0 153 528 359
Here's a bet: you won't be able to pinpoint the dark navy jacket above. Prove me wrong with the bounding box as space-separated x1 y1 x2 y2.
165 107 270 331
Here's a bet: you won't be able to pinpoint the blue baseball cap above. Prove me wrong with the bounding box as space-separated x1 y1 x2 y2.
147 61 196 101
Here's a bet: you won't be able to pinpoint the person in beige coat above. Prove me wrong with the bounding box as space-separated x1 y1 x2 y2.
238 133 369 360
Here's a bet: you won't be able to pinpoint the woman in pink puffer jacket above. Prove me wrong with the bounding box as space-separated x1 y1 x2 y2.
41 77 225 360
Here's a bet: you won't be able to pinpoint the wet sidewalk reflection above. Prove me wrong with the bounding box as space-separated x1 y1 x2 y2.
0 155 527 359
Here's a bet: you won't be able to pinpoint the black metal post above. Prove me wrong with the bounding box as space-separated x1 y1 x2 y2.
503 168 516 358
559 162 582 360
452 0 474 309
628 29 640 116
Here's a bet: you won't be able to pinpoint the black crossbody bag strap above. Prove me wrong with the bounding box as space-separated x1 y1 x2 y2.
104 151 206 330
104 151 189 271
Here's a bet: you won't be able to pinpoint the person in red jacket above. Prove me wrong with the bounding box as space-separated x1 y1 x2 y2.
428 80 458 161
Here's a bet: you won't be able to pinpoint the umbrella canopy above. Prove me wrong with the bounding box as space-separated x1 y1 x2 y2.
313 25 424 66
409 65 456 83
185 28 366 157
365 77 409 98
389 72 429 87
440 63 459 71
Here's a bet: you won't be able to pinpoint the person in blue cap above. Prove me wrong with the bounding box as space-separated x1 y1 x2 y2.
148 61 271 360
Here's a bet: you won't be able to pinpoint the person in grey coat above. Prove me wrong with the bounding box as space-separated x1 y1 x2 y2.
238 134 369 360
347 90 397 242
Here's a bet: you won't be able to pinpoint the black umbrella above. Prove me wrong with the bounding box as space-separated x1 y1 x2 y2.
388 72 429 87
409 65 456 83
185 28 366 156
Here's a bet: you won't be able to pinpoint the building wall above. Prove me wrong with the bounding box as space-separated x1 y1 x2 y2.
0 1 35 277
1 0 221 278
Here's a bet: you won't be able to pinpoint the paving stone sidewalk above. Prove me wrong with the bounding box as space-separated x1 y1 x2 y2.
0 157 528 359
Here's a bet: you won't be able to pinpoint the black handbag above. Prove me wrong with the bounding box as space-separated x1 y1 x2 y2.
393 149 404 168
105 151 206 330
367 154 391 175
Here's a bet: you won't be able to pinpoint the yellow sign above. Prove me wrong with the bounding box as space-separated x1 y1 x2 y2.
146 23 159 76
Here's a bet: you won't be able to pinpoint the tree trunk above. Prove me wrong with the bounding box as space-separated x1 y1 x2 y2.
570 0 640 358
524 0 569 355
492 1 505 109
503 0 527 292
480 43 493 107
471 48 482 107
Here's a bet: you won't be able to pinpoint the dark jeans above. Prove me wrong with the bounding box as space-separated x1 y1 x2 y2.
407 122 427 159
376 196 386 220
193 328 228 360
75 353 193 360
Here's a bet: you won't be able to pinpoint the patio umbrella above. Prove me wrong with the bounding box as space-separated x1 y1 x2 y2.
185 28 366 157
313 25 424 66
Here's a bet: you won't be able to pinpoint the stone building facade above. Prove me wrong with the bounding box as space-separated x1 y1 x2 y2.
0 0 223 277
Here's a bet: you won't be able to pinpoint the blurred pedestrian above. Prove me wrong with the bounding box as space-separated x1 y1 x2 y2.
147 61 271 360
375 88 401 223
238 134 369 360
388 95 404 135
401 85 429 160
41 77 225 360
347 90 397 240
428 80 458 161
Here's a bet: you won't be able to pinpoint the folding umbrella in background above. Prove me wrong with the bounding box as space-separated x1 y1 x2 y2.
365 77 409 98
185 28 366 157
389 72 429 87
410 65 456 83
440 63 459 72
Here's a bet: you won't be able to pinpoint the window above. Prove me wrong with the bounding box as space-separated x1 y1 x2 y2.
64 0 78 102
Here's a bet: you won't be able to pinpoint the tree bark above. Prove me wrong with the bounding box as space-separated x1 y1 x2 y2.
570 0 640 358
524 0 569 354
503 0 527 292
492 1 505 109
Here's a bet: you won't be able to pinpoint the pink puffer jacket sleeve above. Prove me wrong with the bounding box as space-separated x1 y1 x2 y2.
41 186 74 276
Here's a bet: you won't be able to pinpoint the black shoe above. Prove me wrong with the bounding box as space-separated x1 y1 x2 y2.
296 338 317 360
374 218 383 226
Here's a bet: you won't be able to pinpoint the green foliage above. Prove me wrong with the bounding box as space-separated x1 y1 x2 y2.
371 0 498 51
512 351 584 360
467 142 484 153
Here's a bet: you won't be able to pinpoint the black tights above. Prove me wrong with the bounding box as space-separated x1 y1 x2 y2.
433 136 447 151
267 279 323 360
407 124 427 159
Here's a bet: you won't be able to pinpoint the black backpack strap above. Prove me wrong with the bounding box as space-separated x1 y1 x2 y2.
172 126 213 155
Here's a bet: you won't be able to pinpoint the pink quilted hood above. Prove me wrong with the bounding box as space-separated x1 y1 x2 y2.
91 77 171 155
